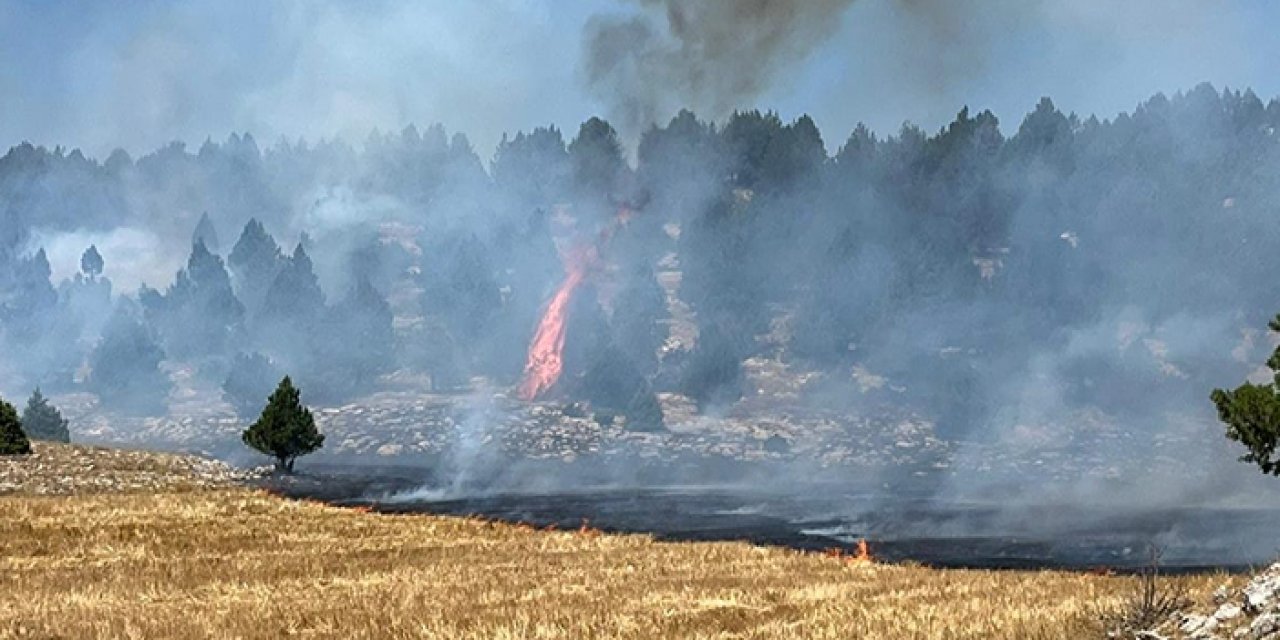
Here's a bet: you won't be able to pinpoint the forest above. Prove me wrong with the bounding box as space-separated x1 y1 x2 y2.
2 83 1279 439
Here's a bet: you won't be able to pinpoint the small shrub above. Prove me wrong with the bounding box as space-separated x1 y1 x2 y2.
1096 546 1190 636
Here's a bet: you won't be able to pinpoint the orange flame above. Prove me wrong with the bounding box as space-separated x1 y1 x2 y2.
822 539 874 565
516 205 633 401
853 539 872 563
577 518 601 537
517 262 587 401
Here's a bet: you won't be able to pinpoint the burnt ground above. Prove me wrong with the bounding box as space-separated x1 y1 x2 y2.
257 458 1280 574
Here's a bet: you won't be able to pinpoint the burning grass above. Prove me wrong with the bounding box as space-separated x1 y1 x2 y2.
0 486 1239 639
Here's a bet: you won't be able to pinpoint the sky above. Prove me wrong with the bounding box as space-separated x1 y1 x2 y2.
1 0 1278 161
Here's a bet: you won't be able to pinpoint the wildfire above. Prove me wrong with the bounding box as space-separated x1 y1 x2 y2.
823 539 874 565
577 518 601 537
516 263 587 401
854 538 872 563
516 205 634 401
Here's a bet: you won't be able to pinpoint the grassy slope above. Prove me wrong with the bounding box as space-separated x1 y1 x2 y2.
0 486 1238 639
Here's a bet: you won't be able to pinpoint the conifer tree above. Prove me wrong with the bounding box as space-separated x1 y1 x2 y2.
87 306 171 415
155 241 245 358
1212 314 1280 475
192 212 220 254
228 219 284 316
0 397 31 455
80 245 104 278
611 263 669 377
242 376 324 473
21 388 69 442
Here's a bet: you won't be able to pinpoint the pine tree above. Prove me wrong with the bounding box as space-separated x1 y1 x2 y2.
322 278 394 395
228 219 284 317
260 244 324 321
155 241 245 358
0 397 31 455
242 376 324 473
569 117 626 199
680 321 745 410
21 388 69 442
192 212 220 254
87 306 171 415
1212 314 1280 476
611 263 669 377
80 245 104 279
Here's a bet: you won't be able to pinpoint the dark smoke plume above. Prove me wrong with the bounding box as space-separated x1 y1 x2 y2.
583 0 855 139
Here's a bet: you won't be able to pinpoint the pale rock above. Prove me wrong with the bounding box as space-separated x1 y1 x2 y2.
1181 613 1219 637
1217 603 1244 621
1251 612 1280 639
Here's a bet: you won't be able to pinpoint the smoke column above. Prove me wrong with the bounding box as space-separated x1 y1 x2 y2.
583 0 855 139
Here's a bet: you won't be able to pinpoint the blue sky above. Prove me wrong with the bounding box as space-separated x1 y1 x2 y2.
2 1 1278 160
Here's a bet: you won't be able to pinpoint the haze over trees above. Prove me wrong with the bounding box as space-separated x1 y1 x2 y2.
0 84 1278 440
21 389 69 443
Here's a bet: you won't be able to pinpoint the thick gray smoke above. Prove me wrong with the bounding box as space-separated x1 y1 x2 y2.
583 0 854 140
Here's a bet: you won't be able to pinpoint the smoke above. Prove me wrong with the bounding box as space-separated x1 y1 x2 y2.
28 227 184 293
8 1 1280 564
582 0 854 141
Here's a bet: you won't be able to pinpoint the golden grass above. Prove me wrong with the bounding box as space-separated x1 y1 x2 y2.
0 488 1239 639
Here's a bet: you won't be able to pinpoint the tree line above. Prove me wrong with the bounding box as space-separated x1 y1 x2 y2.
3 83 1280 440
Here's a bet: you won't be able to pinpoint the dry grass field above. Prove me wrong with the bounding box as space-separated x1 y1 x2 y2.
0 445 1240 639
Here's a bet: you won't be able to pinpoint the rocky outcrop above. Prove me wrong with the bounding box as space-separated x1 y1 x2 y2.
1146 564 1280 639
0 441 264 495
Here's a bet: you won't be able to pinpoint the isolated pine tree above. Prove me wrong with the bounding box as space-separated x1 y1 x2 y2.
0 398 32 455
242 376 324 473
21 388 69 442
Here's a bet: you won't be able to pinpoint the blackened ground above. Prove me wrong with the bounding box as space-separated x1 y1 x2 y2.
259 461 1280 574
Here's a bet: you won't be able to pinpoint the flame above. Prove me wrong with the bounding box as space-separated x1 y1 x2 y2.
516 205 634 401
822 539 874 565
517 261 587 401
577 518 601 537
853 538 872 563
